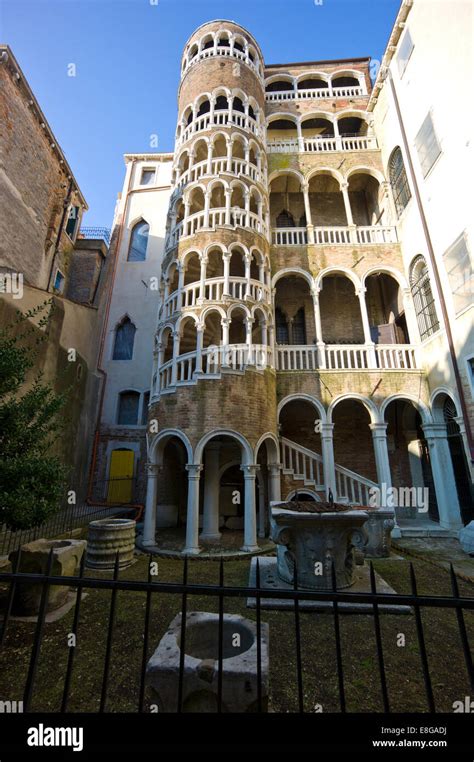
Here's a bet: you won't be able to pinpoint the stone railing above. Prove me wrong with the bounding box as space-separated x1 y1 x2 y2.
266 134 378 153
276 344 420 370
176 110 264 149
265 85 365 102
162 277 271 319
167 208 268 250
183 45 262 79
175 156 266 188
271 225 398 246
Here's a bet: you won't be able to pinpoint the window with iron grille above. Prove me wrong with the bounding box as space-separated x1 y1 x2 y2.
409 255 440 340
443 233 473 315
113 317 136 360
117 391 140 425
276 307 289 344
388 147 411 217
276 209 295 228
128 220 149 261
291 308 307 344
415 112 442 178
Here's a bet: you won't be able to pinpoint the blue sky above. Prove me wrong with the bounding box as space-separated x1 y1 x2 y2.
1 0 401 227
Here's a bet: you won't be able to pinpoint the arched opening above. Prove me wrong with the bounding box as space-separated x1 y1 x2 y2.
196 98 210 117
297 76 327 91
307 173 345 226
347 172 384 226
217 33 230 48
301 116 334 138
205 246 224 281
168 263 179 295
265 78 294 92
332 74 360 89
384 399 439 524
433 394 473 524
229 246 246 278
267 117 298 143
232 135 245 160
319 275 364 344
332 399 377 498
202 310 222 349
201 35 213 51
188 187 205 216
275 275 314 347
179 316 198 355
255 435 280 537
161 327 173 364
211 134 227 159
365 272 409 344
270 173 303 229
183 252 201 286
159 437 189 529
214 94 229 111
228 307 247 344
193 138 209 165
338 115 368 137
252 308 267 344
210 182 226 209
279 399 324 495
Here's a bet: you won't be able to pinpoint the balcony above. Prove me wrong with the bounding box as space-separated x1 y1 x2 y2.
175 156 266 189
267 134 378 154
265 85 365 103
162 276 271 319
276 344 420 371
177 109 264 149
271 225 398 246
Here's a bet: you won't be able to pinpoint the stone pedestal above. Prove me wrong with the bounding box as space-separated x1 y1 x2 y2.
459 521 474 556
271 505 369 590
85 518 136 569
358 508 395 558
9 538 86 616
146 612 269 712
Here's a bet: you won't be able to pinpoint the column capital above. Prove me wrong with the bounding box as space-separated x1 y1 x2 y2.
422 423 448 439
221 317 231 326
268 463 282 473
186 463 203 477
241 464 258 478
196 323 205 333
369 422 389 437
355 285 367 296
340 181 349 191
320 422 335 436
145 462 163 476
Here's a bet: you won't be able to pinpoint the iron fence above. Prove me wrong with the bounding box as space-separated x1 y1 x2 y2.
0 502 134 556
0 556 473 713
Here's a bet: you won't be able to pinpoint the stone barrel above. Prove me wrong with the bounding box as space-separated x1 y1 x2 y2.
85 518 136 570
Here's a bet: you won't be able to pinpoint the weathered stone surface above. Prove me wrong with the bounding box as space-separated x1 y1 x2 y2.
85 518 136 570
358 507 395 558
271 504 369 589
459 521 474 556
9 538 86 616
146 611 269 712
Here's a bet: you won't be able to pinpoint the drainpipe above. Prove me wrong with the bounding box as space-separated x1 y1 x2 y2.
386 72 473 463
47 178 74 291
86 160 142 507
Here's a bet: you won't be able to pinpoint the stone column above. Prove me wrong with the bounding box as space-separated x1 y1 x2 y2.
194 324 204 374
203 191 211 228
357 286 377 368
225 188 232 226
258 472 266 538
268 463 282 502
222 252 231 296
183 200 191 237
422 423 463 530
226 138 233 173
244 143 251 177
311 286 325 369
176 264 185 311
296 120 304 152
369 423 393 492
198 254 208 304
241 464 259 552
333 117 343 150
340 181 354 225
320 423 337 498
206 139 213 174
244 190 251 229
170 331 180 386
143 463 161 546
201 443 221 541
302 182 315 244
184 465 202 554
244 254 252 298
221 317 230 368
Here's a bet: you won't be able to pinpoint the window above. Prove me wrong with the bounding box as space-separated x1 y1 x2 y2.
291 308 306 344
397 29 414 77
276 210 295 228
113 317 136 360
410 255 440 340
141 391 150 425
65 205 80 239
276 307 289 344
140 169 155 186
443 234 473 315
117 391 140 425
388 147 411 217
415 113 441 177
127 220 149 261
53 270 65 293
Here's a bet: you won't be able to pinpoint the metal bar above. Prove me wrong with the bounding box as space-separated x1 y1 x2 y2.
255 558 262 712
23 549 54 712
331 561 346 712
217 557 224 713
0 547 22 649
177 556 188 713
61 553 86 711
450 564 474 690
293 561 304 712
370 562 390 712
99 552 120 713
1 569 474 609
410 563 435 712
138 554 154 712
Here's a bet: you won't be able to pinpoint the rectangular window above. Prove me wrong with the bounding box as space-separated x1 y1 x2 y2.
140 169 155 186
53 270 65 293
443 233 473 315
468 358 474 394
65 205 80 239
415 113 442 177
397 29 414 77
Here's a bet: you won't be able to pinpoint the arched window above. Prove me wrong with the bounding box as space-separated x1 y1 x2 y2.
117 391 140 425
389 147 411 217
127 220 149 261
276 209 295 228
276 307 289 344
409 256 440 340
113 317 136 360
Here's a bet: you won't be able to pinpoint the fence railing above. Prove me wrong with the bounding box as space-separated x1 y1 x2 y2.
0 502 133 557
0 556 472 713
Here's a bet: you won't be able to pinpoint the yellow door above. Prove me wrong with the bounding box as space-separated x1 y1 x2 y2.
107 450 134 504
